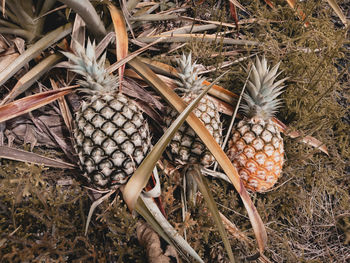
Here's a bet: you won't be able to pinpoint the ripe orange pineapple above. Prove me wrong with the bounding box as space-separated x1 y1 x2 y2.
226 56 287 192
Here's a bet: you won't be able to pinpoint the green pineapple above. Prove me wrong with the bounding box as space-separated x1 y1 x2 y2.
164 53 222 167
226 56 286 192
63 41 151 190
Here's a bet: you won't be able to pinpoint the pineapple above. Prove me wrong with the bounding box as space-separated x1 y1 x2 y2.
226 56 286 192
63 41 151 190
164 53 222 167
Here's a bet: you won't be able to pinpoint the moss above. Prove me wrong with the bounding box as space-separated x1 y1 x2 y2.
0 161 145 262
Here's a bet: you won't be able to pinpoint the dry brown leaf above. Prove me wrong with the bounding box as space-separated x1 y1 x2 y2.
136 33 259 46
108 3 128 90
0 86 76 123
0 146 76 169
6 111 72 151
1 54 64 105
262 0 275 8
326 0 349 26
220 212 250 243
0 53 19 73
50 79 73 132
71 14 86 50
107 36 166 74
136 221 179 263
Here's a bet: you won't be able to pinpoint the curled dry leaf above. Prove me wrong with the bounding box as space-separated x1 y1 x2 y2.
137 221 179 263
59 0 106 39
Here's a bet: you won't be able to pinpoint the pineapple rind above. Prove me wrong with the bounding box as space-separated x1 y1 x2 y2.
75 93 151 189
165 94 222 167
227 118 284 192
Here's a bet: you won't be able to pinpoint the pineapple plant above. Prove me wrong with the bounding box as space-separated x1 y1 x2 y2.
63 41 151 190
226 56 286 192
164 53 222 167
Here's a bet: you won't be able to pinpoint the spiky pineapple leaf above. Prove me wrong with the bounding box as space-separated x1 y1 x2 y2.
0 86 76 123
128 57 267 253
1 54 64 105
0 23 72 86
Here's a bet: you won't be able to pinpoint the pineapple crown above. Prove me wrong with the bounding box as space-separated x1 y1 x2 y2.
62 40 119 94
241 56 287 120
175 53 205 95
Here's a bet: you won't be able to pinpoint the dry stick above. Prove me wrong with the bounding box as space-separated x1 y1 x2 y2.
213 65 252 172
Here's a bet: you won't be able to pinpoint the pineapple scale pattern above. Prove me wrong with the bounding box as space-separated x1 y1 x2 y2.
165 93 221 167
74 93 151 189
227 118 284 191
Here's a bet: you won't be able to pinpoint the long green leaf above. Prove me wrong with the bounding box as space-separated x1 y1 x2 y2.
127 57 267 253
123 66 227 211
192 166 235 263
59 0 106 38
0 23 72 86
